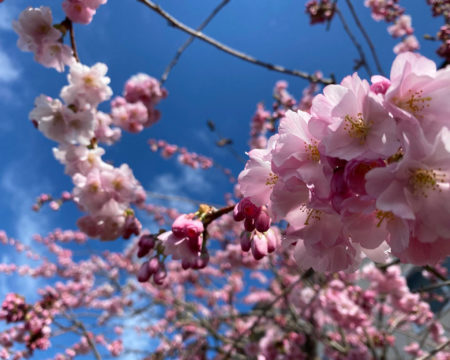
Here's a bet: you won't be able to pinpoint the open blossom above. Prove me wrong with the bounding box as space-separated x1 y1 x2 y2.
29 95 95 145
158 215 207 270
111 97 149 133
387 15 414 37
237 52 450 270
13 7 73 72
62 0 107 24
309 73 399 161
61 62 113 108
393 35 420 54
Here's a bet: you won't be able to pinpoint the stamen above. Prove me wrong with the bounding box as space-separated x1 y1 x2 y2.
304 139 320 162
265 172 278 187
343 113 371 144
394 89 431 119
409 168 445 197
375 210 394 227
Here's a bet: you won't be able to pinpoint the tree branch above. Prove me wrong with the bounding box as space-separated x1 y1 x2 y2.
344 0 384 75
418 339 450 360
137 0 334 84
335 8 372 76
160 0 231 84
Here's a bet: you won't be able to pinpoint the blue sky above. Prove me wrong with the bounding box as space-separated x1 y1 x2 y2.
0 0 447 357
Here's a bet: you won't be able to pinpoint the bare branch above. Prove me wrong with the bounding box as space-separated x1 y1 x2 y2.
160 0 231 84
413 280 450 293
418 339 450 360
344 0 384 75
137 0 334 85
335 8 372 76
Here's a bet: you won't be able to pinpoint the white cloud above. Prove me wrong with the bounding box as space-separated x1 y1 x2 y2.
148 165 212 214
0 3 16 31
0 48 20 83
0 164 49 244
0 164 52 300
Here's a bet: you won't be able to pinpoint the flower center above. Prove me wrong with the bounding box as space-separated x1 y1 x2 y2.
375 210 394 227
395 89 431 119
265 172 278 187
304 139 320 162
343 113 371 144
408 168 445 197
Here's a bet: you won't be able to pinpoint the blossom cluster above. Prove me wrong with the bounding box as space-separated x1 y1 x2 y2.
111 74 168 133
238 52 450 272
28 60 145 241
305 0 336 24
148 139 214 169
249 78 321 150
13 7 74 72
62 0 107 25
0 293 54 356
364 0 419 54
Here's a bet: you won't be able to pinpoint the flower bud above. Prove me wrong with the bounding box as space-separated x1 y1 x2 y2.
147 257 160 275
233 204 245 221
255 210 271 232
153 265 167 285
137 261 151 282
240 232 251 252
244 217 256 232
251 233 268 260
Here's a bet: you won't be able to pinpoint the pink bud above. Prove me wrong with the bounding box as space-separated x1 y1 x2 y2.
147 257 160 275
153 265 167 285
241 198 260 219
240 232 251 252
255 211 271 232
251 233 268 260
244 217 256 232
193 252 209 269
137 261 152 282
233 204 245 221
266 230 278 253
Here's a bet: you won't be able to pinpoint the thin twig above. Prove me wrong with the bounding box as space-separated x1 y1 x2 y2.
344 0 384 75
74 320 102 360
413 280 450 293
137 0 334 85
423 265 448 281
160 0 231 84
417 339 450 360
223 270 313 359
67 18 80 62
335 8 372 76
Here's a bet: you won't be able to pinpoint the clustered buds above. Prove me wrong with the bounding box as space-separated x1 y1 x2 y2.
233 198 271 233
157 214 209 271
234 198 278 260
148 139 213 169
111 74 168 133
305 0 336 24
0 293 55 355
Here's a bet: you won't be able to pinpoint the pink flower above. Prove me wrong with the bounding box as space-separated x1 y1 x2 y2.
385 52 450 143
388 15 414 37
159 215 206 269
238 135 278 207
13 7 74 72
62 0 107 24
309 73 399 160
393 35 420 54
61 62 113 107
29 95 95 145
12 7 61 52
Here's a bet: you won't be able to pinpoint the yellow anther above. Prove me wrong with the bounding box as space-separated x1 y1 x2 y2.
343 113 371 144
